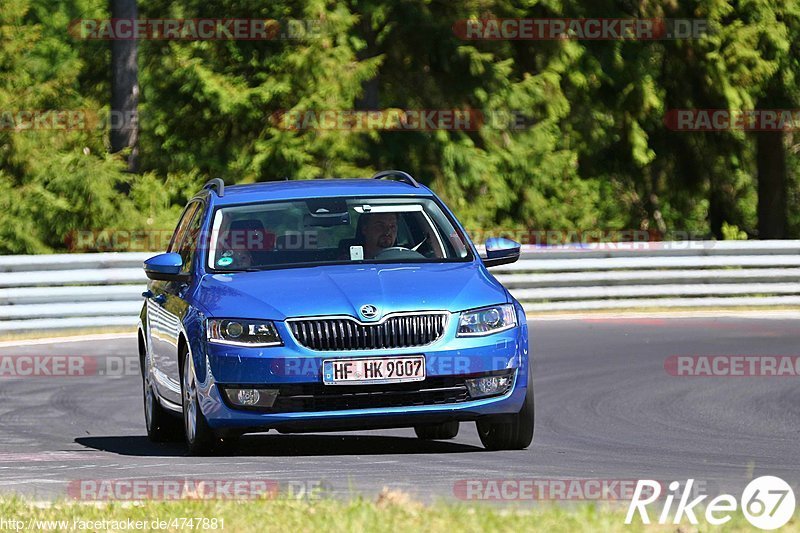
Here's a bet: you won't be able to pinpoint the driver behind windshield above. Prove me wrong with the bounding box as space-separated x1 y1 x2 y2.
359 212 398 259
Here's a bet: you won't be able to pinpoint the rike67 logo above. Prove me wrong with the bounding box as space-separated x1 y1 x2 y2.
626 476 796 530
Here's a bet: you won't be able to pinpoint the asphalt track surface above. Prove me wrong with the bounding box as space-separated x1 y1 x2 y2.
0 316 798 503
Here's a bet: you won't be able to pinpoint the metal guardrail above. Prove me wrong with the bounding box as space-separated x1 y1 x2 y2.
492 241 800 312
0 253 148 333
0 242 798 332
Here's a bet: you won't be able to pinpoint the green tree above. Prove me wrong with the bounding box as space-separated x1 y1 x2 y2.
0 0 146 253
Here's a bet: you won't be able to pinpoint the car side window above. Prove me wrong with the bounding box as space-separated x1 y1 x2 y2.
167 202 201 254
177 203 205 274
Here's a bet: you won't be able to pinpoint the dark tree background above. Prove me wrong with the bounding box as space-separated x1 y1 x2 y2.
0 0 798 253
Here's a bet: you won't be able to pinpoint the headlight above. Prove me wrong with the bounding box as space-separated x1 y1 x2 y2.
207 318 282 347
457 304 517 336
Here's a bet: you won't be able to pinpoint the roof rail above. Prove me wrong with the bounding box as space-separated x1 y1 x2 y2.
203 178 225 197
371 170 420 188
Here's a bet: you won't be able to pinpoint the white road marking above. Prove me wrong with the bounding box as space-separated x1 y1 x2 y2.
0 333 134 348
528 309 800 321
0 452 104 462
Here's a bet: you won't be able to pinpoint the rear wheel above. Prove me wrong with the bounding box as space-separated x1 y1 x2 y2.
143 371 183 442
476 366 534 451
414 421 459 440
141 337 182 442
182 349 235 455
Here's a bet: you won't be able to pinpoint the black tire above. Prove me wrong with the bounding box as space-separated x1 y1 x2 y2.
182 349 231 455
476 365 534 451
414 421 459 440
142 348 183 443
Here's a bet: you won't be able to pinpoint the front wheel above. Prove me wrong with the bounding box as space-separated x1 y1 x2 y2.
476 366 534 451
143 370 182 442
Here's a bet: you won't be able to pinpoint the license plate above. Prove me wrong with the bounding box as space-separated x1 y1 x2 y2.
322 356 425 385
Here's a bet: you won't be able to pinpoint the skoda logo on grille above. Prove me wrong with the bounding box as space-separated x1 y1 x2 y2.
359 304 379 320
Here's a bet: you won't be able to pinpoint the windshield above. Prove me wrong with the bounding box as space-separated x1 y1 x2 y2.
207 196 472 271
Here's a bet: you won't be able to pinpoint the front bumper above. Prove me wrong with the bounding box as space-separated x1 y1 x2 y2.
194 315 529 432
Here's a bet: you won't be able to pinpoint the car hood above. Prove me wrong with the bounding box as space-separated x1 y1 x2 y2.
195 262 508 320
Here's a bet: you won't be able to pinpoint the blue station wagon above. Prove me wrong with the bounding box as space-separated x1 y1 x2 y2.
138 171 532 454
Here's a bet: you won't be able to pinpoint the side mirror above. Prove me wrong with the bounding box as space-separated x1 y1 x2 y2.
144 252 189 282
482 237 521 267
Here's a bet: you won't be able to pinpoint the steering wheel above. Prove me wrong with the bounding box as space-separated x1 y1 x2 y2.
379 246 412 253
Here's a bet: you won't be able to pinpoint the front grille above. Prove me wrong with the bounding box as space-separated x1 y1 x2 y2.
249 377 470 413
288 313 448 351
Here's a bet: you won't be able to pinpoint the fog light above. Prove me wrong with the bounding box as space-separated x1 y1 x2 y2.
465 373 515 398
223 387 278 408
237 389 260 405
